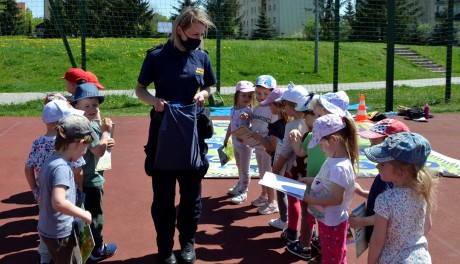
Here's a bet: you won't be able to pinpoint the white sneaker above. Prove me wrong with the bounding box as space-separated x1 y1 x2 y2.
258 201 279 215
269 217 288 230
231 192 247 204
251 194 268 207
227 183 240 195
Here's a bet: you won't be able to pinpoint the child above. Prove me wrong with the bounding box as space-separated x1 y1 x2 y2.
270 82 309 242
25 99 85 264
303 114 359 264
37 114 94 263
365 132 436 263
250 75 279 215
349 119 410 243
72 82 117 261
223 80 255 204
62 68 104 98
286 93 326 260
309 91 350 117
252 88 291 229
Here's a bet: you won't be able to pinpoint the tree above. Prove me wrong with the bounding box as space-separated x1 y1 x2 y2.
342 0 355 24
251 7 276 39
0 0 22 35
204 0 241 38
352 0 423 43
170 0 201 21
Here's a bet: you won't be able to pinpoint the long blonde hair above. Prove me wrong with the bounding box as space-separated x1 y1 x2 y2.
393 161 438 214
324 116 359 173
170 7 214 50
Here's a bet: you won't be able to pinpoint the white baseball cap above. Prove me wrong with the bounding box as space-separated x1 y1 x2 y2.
275 82 309 109
42 100 85 124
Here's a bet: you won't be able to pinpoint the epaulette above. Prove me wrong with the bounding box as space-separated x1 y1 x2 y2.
197 48 209 54
146 44 164 54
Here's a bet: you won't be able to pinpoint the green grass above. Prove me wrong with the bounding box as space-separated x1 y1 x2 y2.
1 84 459 117
1 36 459 115
1 36 458 92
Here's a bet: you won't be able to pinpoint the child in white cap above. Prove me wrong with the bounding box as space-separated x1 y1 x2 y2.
270 82 309 242
302 114 359 263
25 100 86 264
38 114 94 264
223 81 255 204
252 87 290 230
309 91 351 117
365 132 436 264
250 75 280 215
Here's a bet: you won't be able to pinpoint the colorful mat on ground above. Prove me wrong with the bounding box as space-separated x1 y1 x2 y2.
204 120 460 178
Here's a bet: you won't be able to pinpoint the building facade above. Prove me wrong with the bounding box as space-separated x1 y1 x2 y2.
237 0 314 37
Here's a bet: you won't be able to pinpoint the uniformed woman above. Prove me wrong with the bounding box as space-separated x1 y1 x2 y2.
135 7 216 264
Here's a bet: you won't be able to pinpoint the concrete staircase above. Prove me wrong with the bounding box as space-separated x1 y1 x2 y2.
394 47 446 74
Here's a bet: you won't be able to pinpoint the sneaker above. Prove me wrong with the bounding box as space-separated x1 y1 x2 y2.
251 194 268 207
281 229 299 243
286 241 311 260
269 217 288 230
257 201 279 215
231 192 247 204
227 183 240 195
89 243 117 261
311 235 322 254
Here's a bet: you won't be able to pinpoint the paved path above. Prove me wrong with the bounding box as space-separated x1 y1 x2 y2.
1 77 459 105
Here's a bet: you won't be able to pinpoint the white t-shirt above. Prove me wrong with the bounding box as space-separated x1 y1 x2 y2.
279 118 307 172
308 157 355 226
251 105 277 150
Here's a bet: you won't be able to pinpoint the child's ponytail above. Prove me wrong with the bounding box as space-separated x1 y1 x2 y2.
340 116 359 173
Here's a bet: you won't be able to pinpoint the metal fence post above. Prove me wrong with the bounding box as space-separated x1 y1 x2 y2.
445 0 454 103
333 0 340 92
49 0 76 68
216 0 222 94
81 0 87 70
385 0 396 112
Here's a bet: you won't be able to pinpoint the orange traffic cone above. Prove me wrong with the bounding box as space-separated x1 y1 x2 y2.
355 94 370 122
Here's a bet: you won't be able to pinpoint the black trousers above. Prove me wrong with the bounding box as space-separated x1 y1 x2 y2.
150 168 206 257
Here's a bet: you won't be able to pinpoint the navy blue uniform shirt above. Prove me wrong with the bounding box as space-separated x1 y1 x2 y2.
138 39 217 104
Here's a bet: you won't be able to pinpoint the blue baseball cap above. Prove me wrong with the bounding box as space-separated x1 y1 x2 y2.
72 82 105 105
364 132 431 168
255 75 277 89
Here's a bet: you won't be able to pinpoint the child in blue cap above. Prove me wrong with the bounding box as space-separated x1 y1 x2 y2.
72 82 117 261
365 132 437 263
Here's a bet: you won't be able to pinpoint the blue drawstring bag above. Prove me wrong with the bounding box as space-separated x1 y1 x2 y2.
153 102 202 170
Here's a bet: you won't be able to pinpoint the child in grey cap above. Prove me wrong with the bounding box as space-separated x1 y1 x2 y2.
37 114 94 264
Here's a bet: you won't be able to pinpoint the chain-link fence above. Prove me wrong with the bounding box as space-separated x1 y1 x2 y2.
0 0 458 110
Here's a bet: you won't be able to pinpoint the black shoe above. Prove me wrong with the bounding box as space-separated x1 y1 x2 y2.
158 253 177 264
180 246 196 263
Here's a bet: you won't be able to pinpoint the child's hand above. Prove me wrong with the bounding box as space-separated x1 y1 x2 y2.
299 177 313 186
289 129 302 142
239 112 249 120
349 214 364 229
82 210 92 225
107 138 115 150
251 132 261 141
355 182 369 198
100 117 113 132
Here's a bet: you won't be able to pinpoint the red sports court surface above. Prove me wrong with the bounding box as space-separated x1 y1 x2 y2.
1 115 459 263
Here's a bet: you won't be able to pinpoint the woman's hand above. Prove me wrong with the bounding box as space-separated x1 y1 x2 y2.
153 97 166 112
193 93 206 107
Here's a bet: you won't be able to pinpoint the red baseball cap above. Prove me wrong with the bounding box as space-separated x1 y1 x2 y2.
358 119 410 139
61 68 86 83
85 71 105 90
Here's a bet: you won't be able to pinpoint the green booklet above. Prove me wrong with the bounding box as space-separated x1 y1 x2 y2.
75 219 95 263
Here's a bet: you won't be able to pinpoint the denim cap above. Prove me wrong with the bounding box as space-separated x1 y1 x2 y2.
358 119 410 139
58 114 95 140
255 75 277 89
42 100 85 124
72 82 105 105
236 80 255 93
308 114 346 149
319 91 350 117
295 92 319 111
275 82 309 108
364 132 431 168
260 87 287 106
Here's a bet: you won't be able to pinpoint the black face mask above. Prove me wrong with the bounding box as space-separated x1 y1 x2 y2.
180 31 201 51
